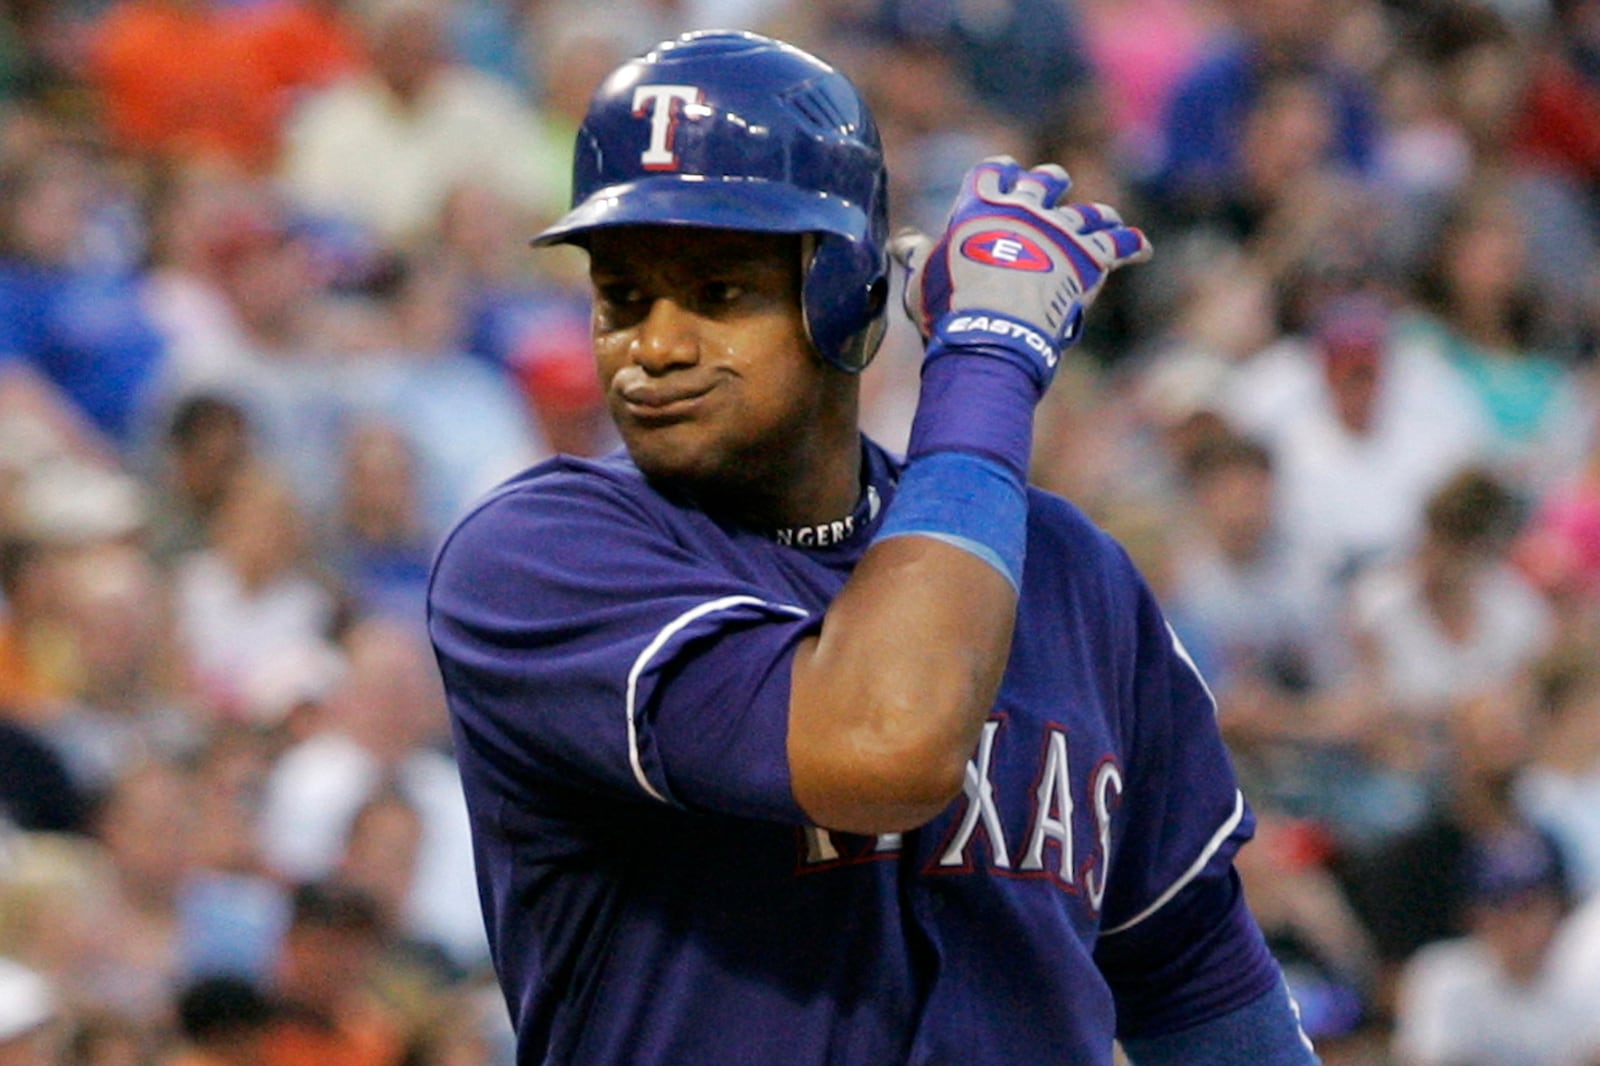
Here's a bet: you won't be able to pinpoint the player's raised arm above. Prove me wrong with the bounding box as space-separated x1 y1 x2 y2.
788 158 1151 834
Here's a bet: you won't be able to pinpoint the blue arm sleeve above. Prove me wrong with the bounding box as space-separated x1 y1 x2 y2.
1121 977 1321 1066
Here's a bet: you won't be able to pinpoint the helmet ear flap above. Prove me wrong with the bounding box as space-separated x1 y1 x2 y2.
803 233 889 372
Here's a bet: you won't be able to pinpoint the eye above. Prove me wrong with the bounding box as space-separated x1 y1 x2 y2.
597 281 645 308
593 281 649 330
697 280 745 309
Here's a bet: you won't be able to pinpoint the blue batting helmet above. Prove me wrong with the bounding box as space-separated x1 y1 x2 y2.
532 30 890 372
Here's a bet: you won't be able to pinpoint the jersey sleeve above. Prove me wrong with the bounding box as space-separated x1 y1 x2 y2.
1097 559 1253 931
427 466 817 825
1092 550 1284 1033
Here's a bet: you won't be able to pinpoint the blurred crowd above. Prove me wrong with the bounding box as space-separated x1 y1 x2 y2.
1 0 1600 1063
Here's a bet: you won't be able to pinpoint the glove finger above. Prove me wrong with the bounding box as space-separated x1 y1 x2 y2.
888 229 932 272
1056 201 1125 234
1010 171 1057 209
970 157 1022 203
1078 226 1154 271
1110 225 1154 265
1024 164 1073 208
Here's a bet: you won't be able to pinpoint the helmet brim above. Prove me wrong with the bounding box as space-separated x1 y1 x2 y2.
531 175 869 247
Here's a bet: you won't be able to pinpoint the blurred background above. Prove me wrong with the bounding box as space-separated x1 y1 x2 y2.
2 0 1600 1063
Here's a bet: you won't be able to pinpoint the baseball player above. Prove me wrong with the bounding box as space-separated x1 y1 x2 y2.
428 29 1319 1066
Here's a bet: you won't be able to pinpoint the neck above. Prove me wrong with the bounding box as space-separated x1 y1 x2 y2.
696 380 863 532
695 435 864 535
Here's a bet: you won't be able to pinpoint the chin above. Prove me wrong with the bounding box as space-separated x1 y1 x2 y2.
624 428 769 503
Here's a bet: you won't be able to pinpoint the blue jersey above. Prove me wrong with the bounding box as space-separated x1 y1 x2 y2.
427 438 1281 1065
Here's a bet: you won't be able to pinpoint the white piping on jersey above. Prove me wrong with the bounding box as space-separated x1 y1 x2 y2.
624 594 810 803
1098 788 1246 936
1166 621 1218 715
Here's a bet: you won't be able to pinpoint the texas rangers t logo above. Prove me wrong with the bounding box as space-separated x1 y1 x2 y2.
633 85 702 170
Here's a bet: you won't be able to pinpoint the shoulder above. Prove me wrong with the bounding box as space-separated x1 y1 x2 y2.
1023 486 1136 581
1017 487 1161 641
435 452 661 559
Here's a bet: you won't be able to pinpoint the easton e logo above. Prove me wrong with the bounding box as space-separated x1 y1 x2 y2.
633 85 702 170
960 230 1053 272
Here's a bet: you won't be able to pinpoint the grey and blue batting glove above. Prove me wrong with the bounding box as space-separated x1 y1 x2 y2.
890 156 1153 397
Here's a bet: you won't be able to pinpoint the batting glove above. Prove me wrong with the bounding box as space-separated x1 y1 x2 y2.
890 157 1152 396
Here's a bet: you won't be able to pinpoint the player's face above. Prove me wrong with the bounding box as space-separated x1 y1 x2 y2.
587 226 855 511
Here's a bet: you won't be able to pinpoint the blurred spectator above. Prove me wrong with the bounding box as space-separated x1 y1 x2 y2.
1402 177 1595 493
140 171 285 401
327 419 434 627
854 33 1028 236
164 974 277 1066
1224 293 1487 647
242 0 366 113
83 758 198 1023
259 880 405 1066
1340 682 1555 1006
0 717 89 833
178 725 291 985
149 185 332 375
334 789 423 945
0 533 76 724
278 0 567 252
1167 432 1313 698
36 542 199 799
172 461 341 720
520 13 629 169
142 181 370 520
0 135 169 449
338 254 548 540
0 831 118 1023
84 0 355 175
1303 467 1548 845
1076 0 1216 175
1161 431 1344 823
0 5 76 106
1234 812 1377 1051
1404 2 1600 339
1344 466 1551 757
1148 0 1382 225
442 183 610 459
0 955 62 1066
1391 824 1590 1066
1545 888 1600 1054
1516 0 1600 194
257 616 487 972
1513 442 1600 663
1514 647 1600 899
875 0 1098 143
143 393 255 567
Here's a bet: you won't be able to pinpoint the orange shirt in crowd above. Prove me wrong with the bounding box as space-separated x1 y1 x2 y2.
242 0 364 110
0 623 75 725
260 1009 404 1066
87 0 360 174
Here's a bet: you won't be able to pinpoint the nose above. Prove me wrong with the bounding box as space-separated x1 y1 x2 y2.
632 296 699 373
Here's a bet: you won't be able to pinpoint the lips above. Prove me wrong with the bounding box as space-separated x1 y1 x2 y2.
615 376 720 420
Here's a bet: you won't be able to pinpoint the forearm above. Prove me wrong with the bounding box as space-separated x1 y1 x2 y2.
789 532 1017 833
789 349 1036 833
